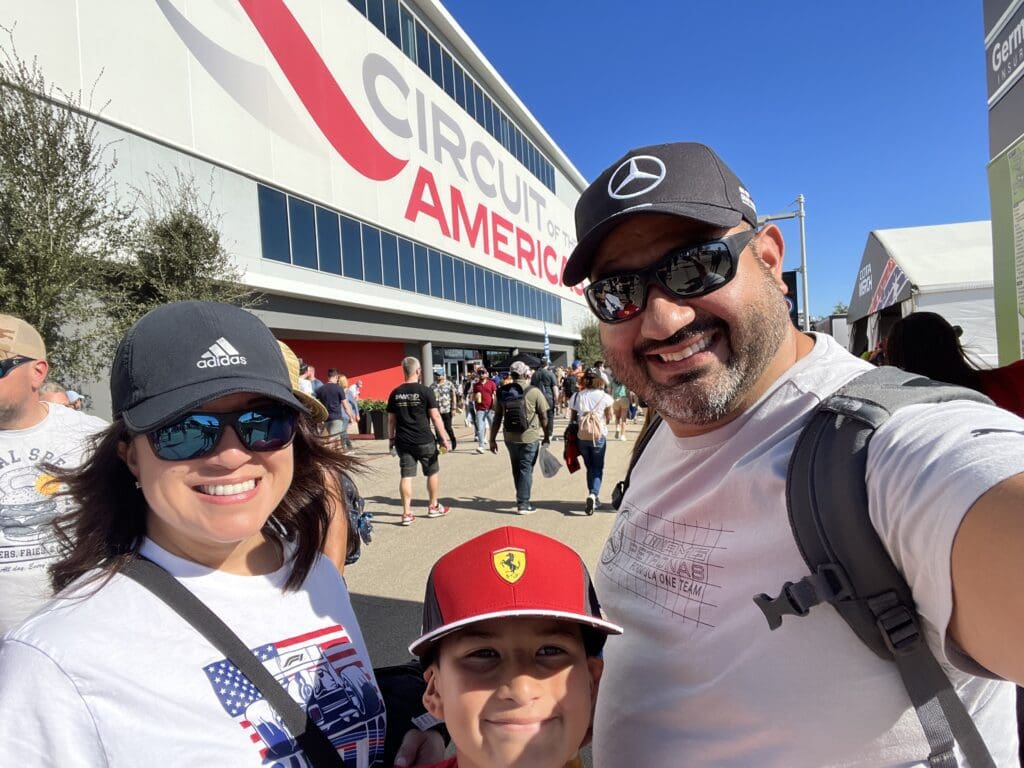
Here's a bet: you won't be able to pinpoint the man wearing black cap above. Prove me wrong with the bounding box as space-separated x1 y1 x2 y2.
564 142 1024 766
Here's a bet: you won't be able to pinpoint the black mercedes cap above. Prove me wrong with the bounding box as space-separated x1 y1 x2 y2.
563 142 758 286
111 301 307 432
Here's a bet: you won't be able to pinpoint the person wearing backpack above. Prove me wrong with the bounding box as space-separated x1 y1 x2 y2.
489 361 549 514
568 368 614 515
561 141 1024 767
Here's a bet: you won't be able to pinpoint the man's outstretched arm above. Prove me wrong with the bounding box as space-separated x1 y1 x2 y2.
949 471 1024 684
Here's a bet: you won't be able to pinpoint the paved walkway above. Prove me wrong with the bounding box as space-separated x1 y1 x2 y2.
342 410 641 665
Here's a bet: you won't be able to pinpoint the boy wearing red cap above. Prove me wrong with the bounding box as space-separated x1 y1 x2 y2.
406 526 621 768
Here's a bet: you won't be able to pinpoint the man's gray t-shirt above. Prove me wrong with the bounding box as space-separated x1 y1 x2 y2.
594 333 1023 766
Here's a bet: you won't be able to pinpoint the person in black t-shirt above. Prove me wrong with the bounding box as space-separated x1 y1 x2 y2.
316 369 354 448
530 357 558 442
387 357 451 526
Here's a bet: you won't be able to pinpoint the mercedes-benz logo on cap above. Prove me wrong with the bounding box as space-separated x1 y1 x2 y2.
607 155 666 200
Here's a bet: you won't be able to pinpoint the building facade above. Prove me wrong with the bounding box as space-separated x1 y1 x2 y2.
4 0 589 405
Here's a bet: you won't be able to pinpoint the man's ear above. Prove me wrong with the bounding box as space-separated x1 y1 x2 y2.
753 224 787 291
28 360 49 391
422 664 444 720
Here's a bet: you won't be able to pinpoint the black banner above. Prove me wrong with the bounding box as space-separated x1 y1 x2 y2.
783 270 800 327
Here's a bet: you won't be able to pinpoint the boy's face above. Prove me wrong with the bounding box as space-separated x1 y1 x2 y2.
423 617 602 768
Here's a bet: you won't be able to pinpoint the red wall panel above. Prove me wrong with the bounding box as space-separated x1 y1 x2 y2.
280 339 405 402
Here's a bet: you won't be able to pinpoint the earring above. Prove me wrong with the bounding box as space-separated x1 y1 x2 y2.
134 481 141 490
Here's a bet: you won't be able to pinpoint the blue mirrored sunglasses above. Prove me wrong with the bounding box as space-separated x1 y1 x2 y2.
584 230 757 324
0 356 35 378
148 407 299 461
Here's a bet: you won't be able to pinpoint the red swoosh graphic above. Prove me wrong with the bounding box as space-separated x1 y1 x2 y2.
238 0 407 181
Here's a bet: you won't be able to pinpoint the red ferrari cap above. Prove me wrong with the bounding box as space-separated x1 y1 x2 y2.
409 526 622 657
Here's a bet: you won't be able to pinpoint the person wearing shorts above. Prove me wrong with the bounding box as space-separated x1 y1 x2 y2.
398 443 440 479
387 356 451 526
610 379 630 440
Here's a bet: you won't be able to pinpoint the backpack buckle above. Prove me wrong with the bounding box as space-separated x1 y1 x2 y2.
753 565 853 630
754 581 812 630
875 604 921 656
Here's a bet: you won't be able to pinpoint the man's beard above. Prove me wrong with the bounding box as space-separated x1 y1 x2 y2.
0 398 28 429
603 266 789 427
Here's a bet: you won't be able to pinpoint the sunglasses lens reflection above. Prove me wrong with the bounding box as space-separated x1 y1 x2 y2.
151 414 222 460
585 232 748 324
150 409 298 460
237 410 297 451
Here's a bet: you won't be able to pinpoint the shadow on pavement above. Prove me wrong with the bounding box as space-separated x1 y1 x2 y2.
364 494 602 519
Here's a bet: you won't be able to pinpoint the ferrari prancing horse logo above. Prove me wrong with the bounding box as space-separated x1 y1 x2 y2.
493 548 526 584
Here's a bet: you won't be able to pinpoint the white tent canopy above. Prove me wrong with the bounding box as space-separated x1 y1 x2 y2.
846 221 997 365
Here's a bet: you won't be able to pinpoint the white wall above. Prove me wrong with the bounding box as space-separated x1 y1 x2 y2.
3 0 587 334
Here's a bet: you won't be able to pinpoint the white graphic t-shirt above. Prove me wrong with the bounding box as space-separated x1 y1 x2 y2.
0 404 106 632
0 540 386 766
594 333 1024 767
569 389 615 439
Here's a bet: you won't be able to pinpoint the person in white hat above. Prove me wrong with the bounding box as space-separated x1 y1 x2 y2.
0 314 106 633
488 360 548 514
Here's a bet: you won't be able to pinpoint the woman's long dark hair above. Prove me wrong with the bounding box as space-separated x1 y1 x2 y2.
885 312 983 392
48 414 357 593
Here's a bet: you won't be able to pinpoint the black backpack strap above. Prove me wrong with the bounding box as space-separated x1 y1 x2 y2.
611 411 663 510
754 366 995 767
121 558 344 767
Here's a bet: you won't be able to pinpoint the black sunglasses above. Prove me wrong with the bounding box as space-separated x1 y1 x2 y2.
0 356 35 378
584 230 757 324
148 406 299 461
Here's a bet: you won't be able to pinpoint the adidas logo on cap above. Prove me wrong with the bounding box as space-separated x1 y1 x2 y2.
196 337 247 369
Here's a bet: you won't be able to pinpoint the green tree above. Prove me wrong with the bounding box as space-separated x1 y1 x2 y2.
100 171 259 339
0 34 133 382
574 318 603 365
832 301 849 316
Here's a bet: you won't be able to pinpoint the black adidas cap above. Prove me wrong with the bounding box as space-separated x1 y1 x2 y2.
563 142 758 286
111 301 307 432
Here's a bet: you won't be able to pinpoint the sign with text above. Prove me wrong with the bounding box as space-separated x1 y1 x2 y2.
987 0 1024 104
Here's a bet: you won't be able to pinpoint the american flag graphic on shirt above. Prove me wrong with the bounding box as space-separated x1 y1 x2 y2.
203 624 386 766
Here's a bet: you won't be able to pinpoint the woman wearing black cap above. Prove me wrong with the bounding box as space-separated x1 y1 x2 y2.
0 301 440 766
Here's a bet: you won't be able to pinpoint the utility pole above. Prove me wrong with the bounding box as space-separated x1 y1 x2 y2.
758 195 810 331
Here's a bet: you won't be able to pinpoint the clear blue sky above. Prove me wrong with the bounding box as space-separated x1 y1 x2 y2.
441 1 991 318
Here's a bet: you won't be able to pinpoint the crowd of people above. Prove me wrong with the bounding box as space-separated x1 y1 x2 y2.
378 357 642 521
1 139 1023 768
